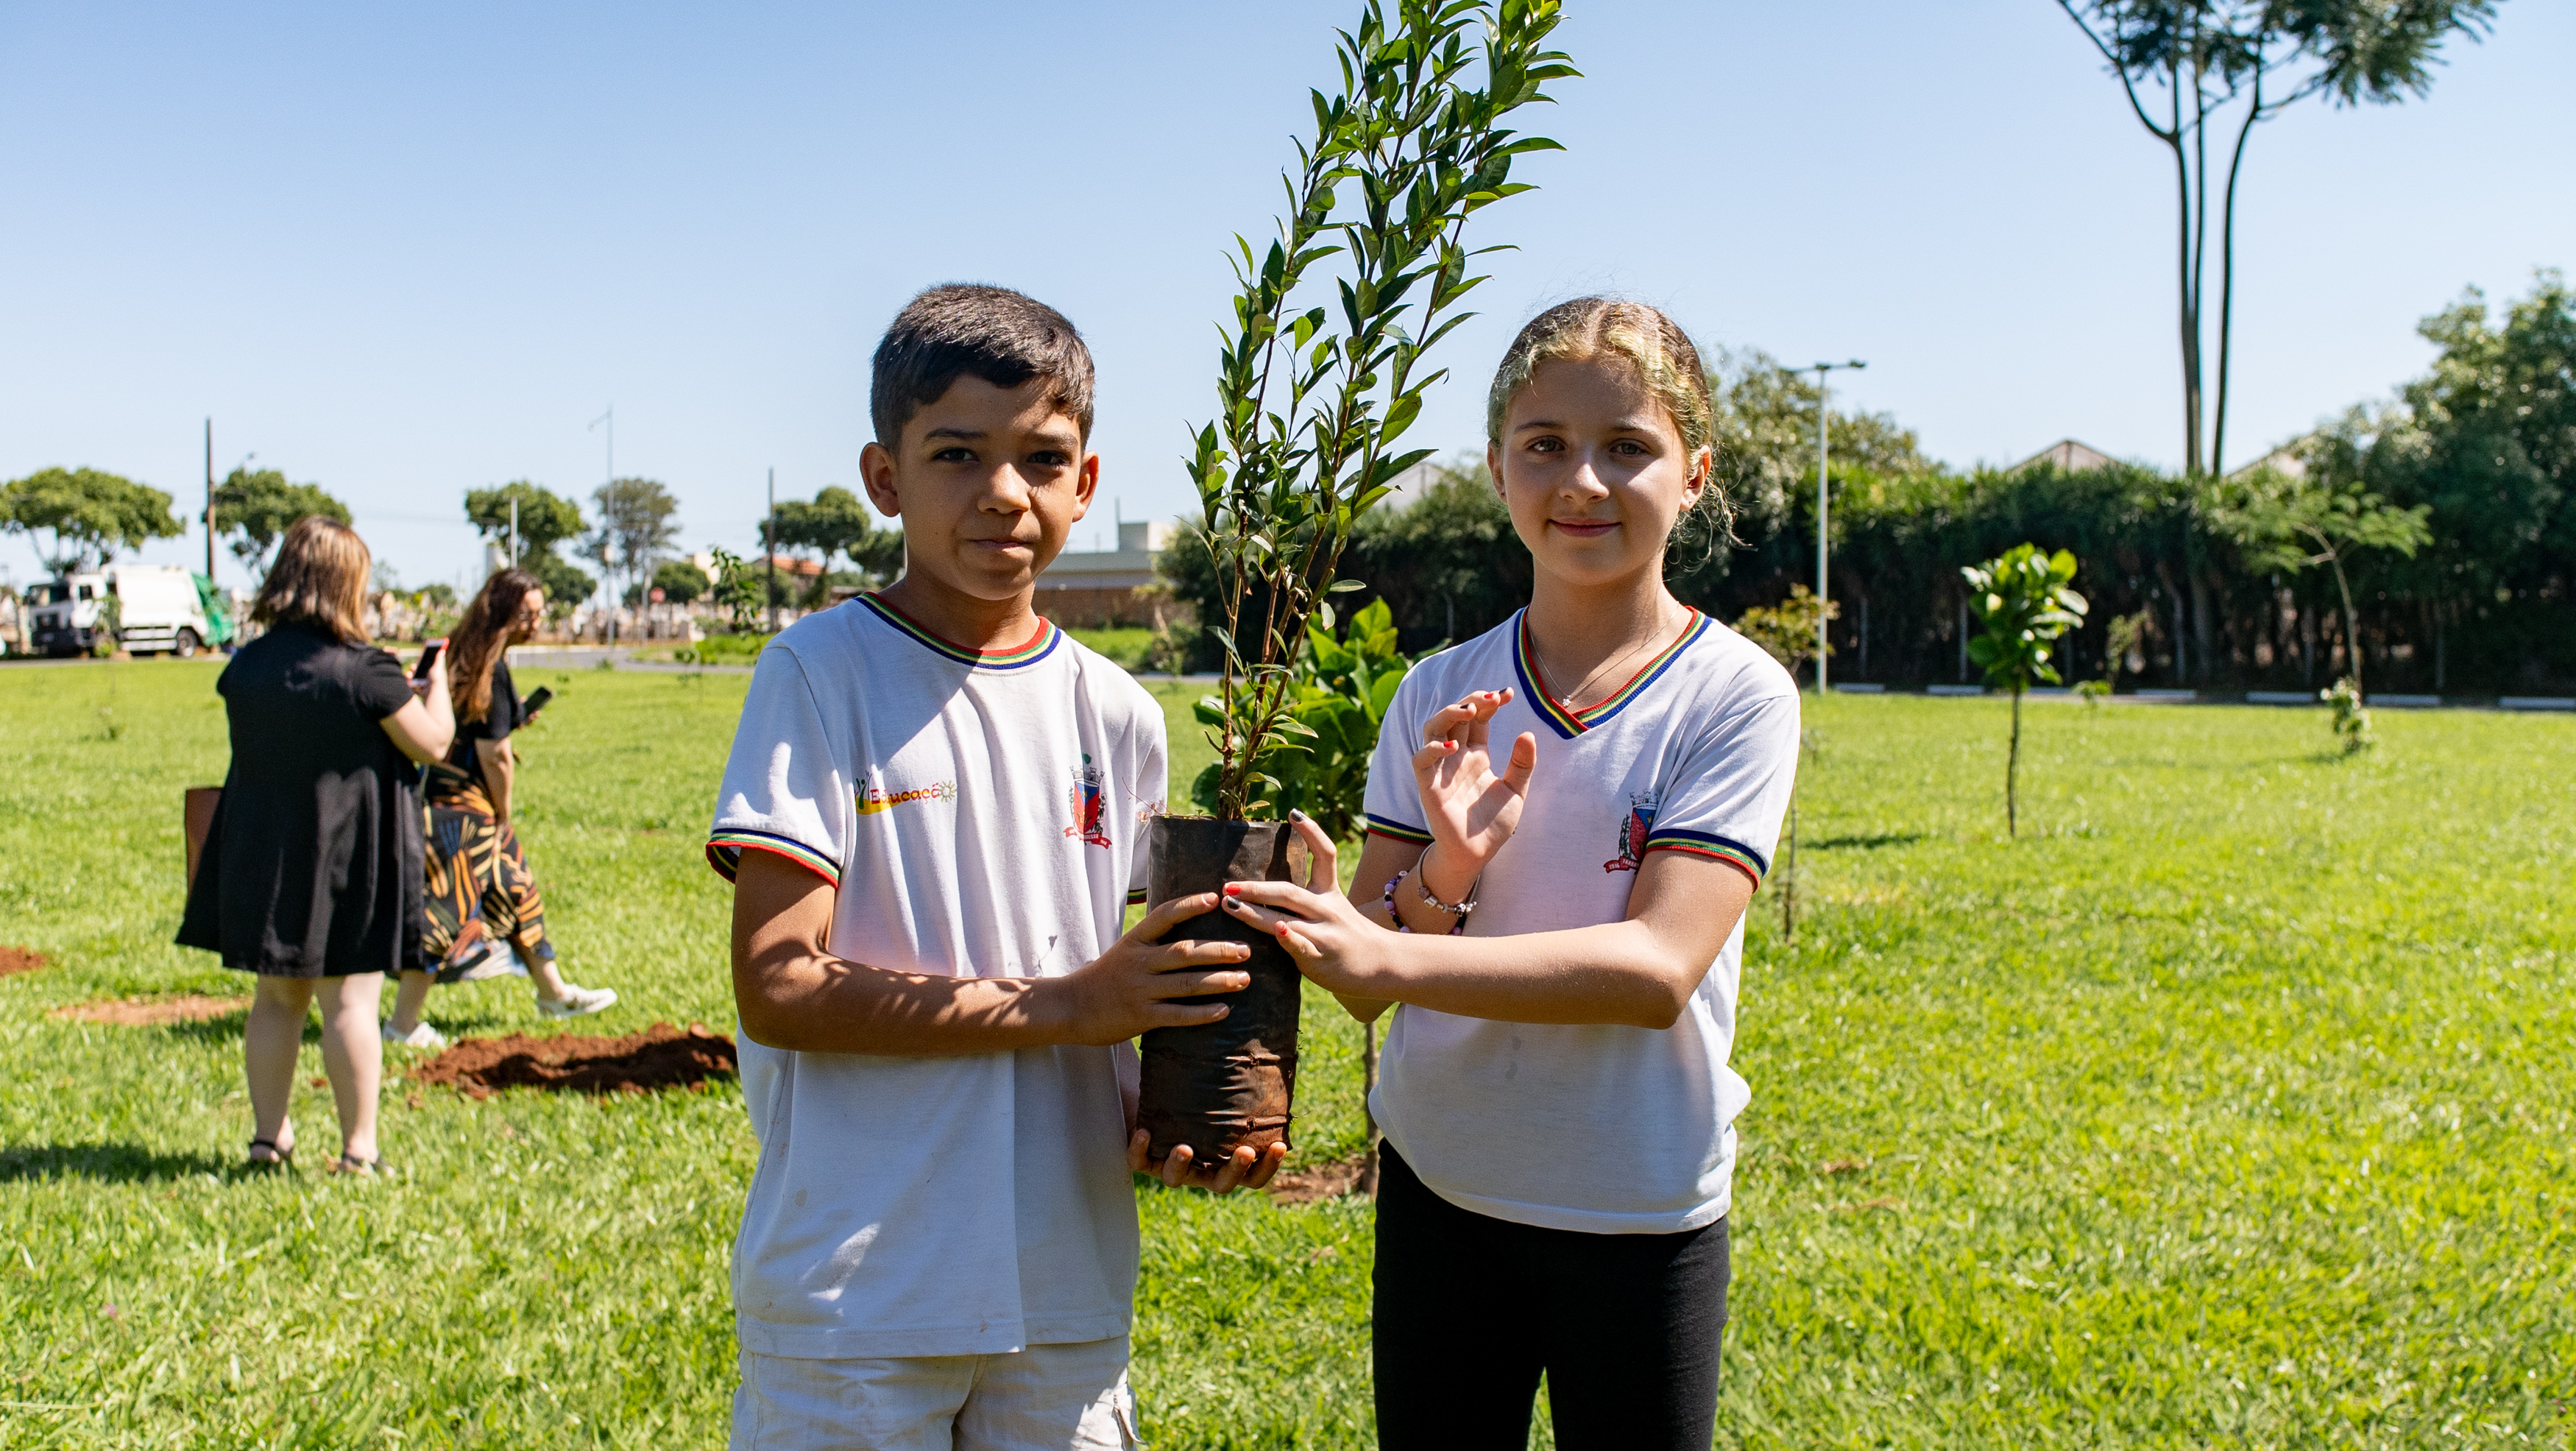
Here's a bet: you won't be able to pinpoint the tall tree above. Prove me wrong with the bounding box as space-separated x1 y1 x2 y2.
465 480 594 612
773 485 902 583
1707 345 1931 533
2056 0 2497 476
2206 466 2431 693
210 468 352 578
464 481 587 560
1 467 184 575
583 478 682 610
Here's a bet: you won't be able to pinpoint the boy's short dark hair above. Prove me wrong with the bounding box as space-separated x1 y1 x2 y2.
871 284 1096 446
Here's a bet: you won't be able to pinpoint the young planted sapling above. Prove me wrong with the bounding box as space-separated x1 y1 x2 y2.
1139 0 1576 1173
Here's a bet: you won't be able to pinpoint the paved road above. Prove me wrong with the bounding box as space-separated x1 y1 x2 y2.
7 648 2567 710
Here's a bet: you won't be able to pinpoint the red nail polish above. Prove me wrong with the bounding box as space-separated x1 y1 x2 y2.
1223 884 1242 896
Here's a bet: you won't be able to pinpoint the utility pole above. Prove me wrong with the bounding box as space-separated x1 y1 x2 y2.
202 420 216 581
1802 359 1867 693
765 467 777 635
508 498 519 569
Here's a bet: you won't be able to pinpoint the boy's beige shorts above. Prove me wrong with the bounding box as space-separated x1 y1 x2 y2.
732 1335 1141 1451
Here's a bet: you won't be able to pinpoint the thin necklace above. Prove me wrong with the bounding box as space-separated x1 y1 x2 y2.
1532 606 1686 712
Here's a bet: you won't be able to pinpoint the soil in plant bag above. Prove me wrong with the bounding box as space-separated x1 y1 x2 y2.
409 1022 737 1098
50 994 247 1025
0 945 45 978
1137 817 1301 1166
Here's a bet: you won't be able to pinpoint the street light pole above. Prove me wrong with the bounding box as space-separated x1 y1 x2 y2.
1803 359 1867 694
203 420 215 582
765 468 777 635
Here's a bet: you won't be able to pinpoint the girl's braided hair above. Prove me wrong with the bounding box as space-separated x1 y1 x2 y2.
1485 297 1735 559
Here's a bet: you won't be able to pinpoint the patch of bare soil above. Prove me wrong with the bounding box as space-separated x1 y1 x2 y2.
410 1021 737 1098
0 945 46 978
1267 1152 1373 1205
50 994 249 1025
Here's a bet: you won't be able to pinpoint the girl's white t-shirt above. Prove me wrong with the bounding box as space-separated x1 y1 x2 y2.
1360 607 1800 1234
706 595 1164 1358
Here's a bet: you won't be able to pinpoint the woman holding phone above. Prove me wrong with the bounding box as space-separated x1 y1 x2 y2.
383 568 614 1048
177 517 453 1173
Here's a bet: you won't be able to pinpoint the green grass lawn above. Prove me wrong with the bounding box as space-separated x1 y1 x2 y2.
1 659 2569 1447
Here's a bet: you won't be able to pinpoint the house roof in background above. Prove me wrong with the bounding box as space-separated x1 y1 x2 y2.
2010 438 2117 474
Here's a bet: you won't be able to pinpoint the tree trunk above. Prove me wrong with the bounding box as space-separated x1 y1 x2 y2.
2189 564 2217 686
2330 550 2364 697
2007 685 2023 838
1357 1018 1381 1198
1780 788 1798 941
2210 68 2266 479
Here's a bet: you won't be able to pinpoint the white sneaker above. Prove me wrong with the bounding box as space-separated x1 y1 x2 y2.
381 1020 448 1050
457 944 530 983
535 984 618 1019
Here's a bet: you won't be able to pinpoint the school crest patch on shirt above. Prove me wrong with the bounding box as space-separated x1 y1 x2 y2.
1069 754 1113 847
1606 792 1657 872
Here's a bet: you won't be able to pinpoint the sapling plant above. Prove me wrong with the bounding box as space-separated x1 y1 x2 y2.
2322 676 2374 755
1187 0 1573 821
1963 544 2088 836
1733 585 1834 937
1140 0 1575 1179
2081 607 2152 707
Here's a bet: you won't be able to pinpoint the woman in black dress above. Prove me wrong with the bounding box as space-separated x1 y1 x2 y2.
382 568 615 1046
177 517 455 1173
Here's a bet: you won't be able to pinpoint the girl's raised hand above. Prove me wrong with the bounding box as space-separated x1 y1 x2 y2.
1413 689 1538 875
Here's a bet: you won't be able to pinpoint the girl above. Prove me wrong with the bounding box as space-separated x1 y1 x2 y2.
178 516 456 1174
1222 299 1800 1449
382 568 615 1048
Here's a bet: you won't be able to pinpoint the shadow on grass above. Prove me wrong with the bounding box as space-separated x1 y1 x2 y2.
0 1142 232 1184
155 1006 512 1047
1809 833 1928 851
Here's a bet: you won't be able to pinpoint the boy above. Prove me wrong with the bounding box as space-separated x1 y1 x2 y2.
709 284 1284 1450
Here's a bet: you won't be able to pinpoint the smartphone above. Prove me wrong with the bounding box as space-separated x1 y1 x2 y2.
522 685 554 717
411 639 446 680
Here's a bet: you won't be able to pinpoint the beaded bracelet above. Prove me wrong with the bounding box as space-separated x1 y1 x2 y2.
1381 868 1468 935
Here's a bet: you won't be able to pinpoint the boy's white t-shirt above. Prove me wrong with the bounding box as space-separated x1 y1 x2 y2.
1360 607 1800 1235
705 594 1164 1359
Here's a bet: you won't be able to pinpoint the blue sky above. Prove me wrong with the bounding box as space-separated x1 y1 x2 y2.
3 1 2568 596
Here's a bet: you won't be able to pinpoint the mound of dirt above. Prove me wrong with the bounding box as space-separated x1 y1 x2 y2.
0 945 46 978
51 994 249 1025
411 1022 737 1098
1267 1152 1372 1205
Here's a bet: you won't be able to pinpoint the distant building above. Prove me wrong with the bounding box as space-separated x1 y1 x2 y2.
1036 519 1181 627
2010 438 2118 474
1375 458 1451 509
2226 443 2309 481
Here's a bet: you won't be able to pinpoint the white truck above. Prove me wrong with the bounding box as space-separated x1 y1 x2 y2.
26 564 233 658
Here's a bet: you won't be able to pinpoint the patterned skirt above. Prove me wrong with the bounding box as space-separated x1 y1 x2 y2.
420 761 555 977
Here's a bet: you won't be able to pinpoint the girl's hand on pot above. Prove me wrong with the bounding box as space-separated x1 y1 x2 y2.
1413 689 1535 877
1222 813 1386 998
1125 1129 1287 1195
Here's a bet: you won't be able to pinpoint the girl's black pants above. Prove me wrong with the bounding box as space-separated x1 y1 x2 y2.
1372 1143 1730 1451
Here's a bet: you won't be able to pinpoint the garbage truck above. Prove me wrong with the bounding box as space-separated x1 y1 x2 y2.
26 565 236 657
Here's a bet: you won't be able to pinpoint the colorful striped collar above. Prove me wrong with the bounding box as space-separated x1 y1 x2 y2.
1510 607 1709 738
855 593 1061 670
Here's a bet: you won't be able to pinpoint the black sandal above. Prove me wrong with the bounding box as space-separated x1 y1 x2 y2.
330 1153 386 1178
247 1137 294 1168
